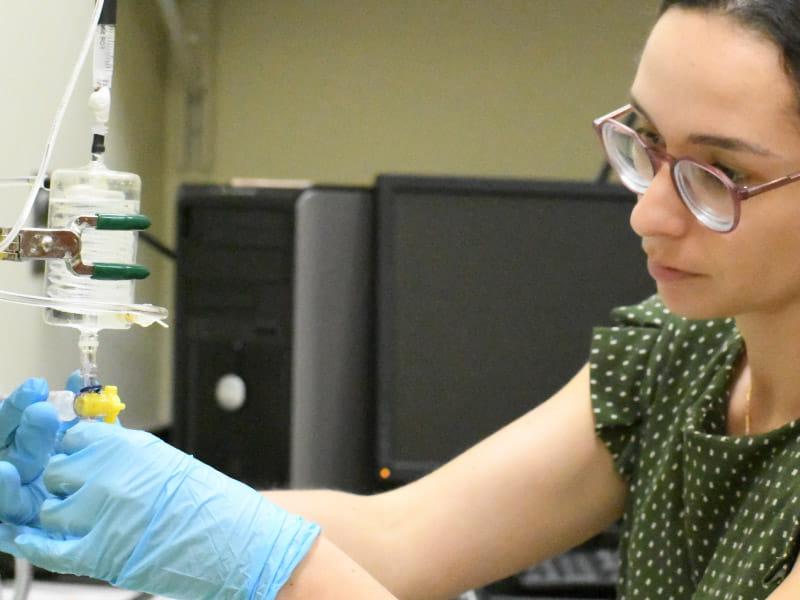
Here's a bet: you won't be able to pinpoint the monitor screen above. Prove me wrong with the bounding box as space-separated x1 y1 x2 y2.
375 175 655 483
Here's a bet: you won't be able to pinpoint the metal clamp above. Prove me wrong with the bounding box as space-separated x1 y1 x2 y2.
0 213 151 280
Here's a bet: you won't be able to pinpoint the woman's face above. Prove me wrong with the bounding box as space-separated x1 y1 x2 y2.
629 8 800 320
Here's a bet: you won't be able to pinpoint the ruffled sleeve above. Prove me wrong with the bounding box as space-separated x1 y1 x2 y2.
590 294 669 480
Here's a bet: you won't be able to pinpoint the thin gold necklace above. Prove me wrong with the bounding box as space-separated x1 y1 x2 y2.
745 385 752 436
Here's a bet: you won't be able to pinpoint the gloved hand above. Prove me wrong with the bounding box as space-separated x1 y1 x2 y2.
64 371 84 397
0 378 59 526
13 421 320 600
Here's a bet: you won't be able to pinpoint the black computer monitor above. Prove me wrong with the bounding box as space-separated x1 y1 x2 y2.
375 175 654 483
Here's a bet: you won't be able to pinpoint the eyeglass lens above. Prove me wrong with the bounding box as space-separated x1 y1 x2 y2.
601 121 736 231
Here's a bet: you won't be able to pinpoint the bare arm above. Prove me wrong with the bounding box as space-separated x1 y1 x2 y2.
268 363 627 599
278 536 398 599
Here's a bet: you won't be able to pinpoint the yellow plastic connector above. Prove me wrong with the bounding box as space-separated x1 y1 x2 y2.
75 385 126 424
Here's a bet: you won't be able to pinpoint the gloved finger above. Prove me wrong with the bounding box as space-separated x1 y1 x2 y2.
0 462 46 525
42 453 86 497
38 496 99 537
57 420 120 455
56 418 80 446
0 379 49 447
8 402 59 483
14 530 83 576
65 370 84 395
0 461 25 523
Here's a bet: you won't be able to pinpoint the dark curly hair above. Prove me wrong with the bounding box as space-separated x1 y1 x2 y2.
659 1 800 107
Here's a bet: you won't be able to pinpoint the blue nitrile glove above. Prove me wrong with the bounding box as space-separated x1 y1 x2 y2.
64 371 83 396
13 421 321 600
0 378 59 526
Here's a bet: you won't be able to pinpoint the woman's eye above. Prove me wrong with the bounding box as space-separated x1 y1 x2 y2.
713 163 747 184
635 127 662 146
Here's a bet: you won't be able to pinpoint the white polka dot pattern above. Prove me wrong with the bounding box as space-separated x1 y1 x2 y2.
590 295 800 599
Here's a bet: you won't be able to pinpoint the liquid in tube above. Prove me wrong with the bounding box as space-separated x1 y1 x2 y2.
43 160 141 331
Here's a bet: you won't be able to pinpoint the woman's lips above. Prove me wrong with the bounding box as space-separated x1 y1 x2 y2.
647 260 700 282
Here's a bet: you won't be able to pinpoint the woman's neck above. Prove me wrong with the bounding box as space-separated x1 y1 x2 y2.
735 304 800 430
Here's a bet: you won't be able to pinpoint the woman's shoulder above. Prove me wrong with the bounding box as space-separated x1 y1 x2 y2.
590 294 740 398
605 294 738 349
590 294 741 480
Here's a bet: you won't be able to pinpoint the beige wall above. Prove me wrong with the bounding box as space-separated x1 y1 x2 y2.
207 0 660 185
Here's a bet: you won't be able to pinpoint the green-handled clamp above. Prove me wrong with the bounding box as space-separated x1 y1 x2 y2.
0 213 152 280
82 214 152 231
91 262 150 280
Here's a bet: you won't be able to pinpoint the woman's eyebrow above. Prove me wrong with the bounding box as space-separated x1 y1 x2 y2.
629 95 778 157
686 133 775 156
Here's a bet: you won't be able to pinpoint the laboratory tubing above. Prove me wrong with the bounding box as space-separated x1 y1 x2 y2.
79 329 100 388
0 289 168 328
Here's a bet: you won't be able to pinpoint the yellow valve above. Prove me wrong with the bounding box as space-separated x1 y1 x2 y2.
75 385 126 424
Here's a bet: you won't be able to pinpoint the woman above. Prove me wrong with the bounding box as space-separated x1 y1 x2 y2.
2 0 800 598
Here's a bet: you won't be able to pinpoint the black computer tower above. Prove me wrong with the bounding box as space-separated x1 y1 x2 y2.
173 184 303 489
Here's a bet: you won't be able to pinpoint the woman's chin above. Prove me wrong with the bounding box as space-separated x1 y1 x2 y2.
657 285 731 321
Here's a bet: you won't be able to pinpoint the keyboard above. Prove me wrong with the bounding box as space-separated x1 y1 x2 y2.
515 547 619 592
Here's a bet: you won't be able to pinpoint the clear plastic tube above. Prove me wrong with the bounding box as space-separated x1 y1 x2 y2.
78 329 100 388
0 177 36 187
0 0 105 253
0 289 168 328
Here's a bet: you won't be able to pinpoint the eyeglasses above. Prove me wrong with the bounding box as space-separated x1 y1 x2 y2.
593 104 800 232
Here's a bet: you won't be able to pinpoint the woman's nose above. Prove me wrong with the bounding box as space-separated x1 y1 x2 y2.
629 165 692 239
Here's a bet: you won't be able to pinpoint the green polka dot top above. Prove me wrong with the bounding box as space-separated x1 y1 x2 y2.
591 295 800 600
